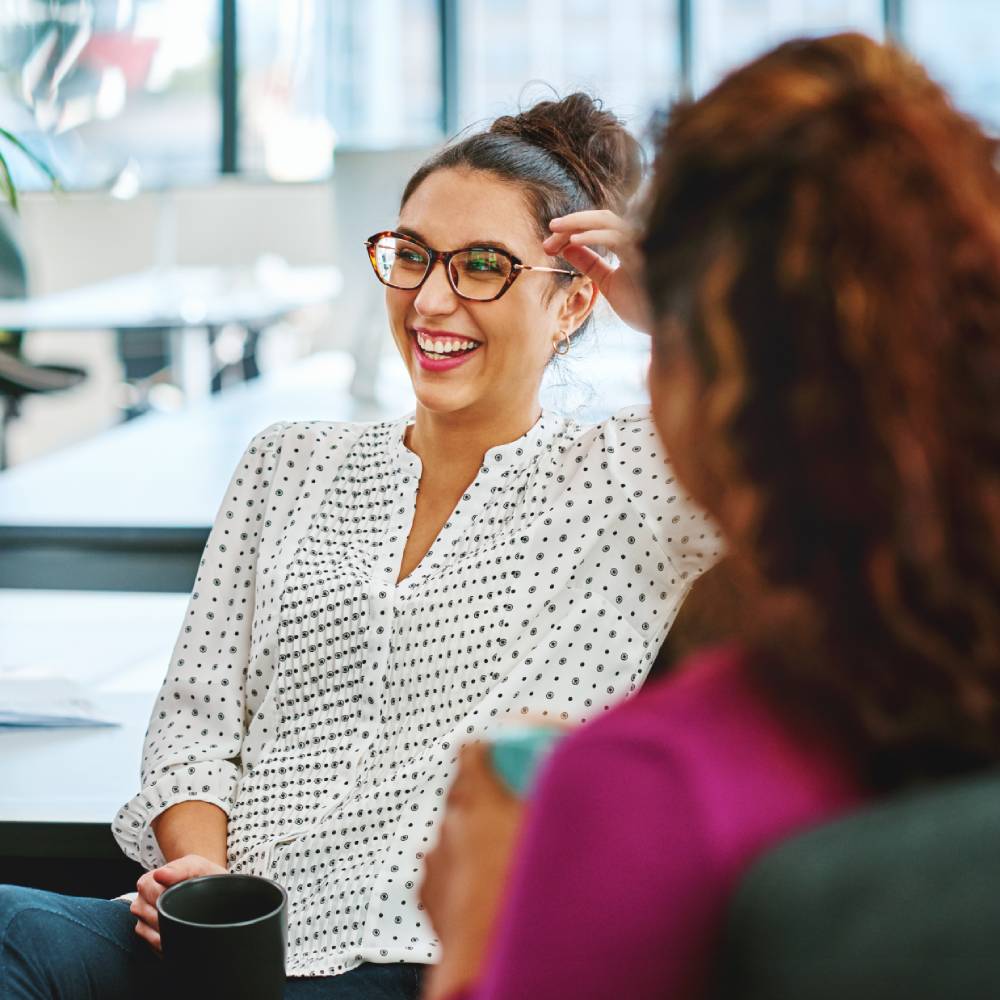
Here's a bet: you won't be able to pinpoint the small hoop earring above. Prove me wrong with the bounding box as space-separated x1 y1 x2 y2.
554 330 572 356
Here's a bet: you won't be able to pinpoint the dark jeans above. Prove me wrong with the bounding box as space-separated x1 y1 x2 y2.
0 884 424 999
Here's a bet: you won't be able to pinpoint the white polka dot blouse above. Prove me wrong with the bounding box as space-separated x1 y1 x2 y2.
112 406 721 977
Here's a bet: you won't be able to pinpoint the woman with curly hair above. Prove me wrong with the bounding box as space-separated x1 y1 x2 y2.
422 32 1000 1000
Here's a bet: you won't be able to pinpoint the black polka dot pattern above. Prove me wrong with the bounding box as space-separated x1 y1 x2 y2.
112 406 721 976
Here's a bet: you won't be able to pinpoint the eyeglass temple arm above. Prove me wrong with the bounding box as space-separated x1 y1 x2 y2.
515 264 582 277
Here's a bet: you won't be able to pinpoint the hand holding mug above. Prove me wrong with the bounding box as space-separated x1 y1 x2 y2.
156 872 288 999
132 853 228 952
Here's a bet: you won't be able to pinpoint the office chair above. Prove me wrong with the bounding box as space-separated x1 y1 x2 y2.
714 768 1000 1000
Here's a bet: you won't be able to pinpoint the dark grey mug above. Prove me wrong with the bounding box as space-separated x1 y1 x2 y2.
156 873 288 1000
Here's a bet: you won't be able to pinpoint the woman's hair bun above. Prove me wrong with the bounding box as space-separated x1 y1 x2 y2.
489 92 643 214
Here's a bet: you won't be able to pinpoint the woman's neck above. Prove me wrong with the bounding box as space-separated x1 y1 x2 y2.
406 400 542 482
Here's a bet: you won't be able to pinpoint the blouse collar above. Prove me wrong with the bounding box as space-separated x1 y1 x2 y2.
390 409 561 482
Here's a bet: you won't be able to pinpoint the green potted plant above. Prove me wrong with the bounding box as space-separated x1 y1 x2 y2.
0 127 59 210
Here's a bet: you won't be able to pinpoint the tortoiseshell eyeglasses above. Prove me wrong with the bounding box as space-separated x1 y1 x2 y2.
365 230 581 302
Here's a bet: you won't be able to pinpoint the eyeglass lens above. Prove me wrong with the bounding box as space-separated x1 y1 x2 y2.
371 236 513 301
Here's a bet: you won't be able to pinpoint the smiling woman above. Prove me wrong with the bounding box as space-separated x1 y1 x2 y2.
0 94 721 1000
377 168 587 424
377 96 642 440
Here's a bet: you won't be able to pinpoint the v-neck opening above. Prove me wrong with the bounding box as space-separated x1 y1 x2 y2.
393 479 465 592
389 409 558 592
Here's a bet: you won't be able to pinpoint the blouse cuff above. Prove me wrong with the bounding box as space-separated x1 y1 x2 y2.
111 760 240 870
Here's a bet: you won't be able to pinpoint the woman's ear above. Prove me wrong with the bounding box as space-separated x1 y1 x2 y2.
558 277 600 335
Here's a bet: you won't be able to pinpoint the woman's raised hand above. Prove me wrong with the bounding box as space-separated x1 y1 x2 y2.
543 210 652 333
131 853 228 952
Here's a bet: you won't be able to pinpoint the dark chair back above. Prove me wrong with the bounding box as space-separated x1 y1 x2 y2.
714 769 1000 1000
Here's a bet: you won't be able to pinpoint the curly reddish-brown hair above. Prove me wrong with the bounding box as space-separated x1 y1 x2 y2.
642 33 1000 790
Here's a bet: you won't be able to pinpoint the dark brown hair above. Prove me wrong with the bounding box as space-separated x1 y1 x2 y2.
402 92 642 337
642 33 1000 790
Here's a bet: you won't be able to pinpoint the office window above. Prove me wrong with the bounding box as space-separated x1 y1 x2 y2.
238 0 442 181
457 0 680 139
17 1 1000 193
0 0 219 191
901 0 1000 131
691 0 883 95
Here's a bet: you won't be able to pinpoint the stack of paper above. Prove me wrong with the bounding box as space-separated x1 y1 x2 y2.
0 677 119 728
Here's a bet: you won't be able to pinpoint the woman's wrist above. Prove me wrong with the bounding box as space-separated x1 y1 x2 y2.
151 800 229 867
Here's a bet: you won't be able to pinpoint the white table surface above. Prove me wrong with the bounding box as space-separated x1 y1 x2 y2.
0 264 342 332
0 350 403 531
0 590 188 824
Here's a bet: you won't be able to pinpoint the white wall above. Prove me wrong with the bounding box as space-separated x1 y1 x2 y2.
17 178 336 294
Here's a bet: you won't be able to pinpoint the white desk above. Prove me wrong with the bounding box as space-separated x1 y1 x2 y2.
0 263 342 402
0 351 383 534
0 350 407 591
0 265 341 335
0 590 186 852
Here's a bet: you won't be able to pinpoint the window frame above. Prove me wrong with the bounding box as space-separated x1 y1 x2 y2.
217 1 908 174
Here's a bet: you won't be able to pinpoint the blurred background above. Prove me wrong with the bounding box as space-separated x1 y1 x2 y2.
0 0 995 596
2 0 996 466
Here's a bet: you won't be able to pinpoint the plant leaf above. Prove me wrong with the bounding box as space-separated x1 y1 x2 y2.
0 149 18 212
0 127 61 191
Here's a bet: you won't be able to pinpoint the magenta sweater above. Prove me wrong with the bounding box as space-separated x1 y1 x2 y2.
452 646 865 999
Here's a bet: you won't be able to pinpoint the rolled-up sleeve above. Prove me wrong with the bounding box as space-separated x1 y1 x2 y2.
112 421 288 869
